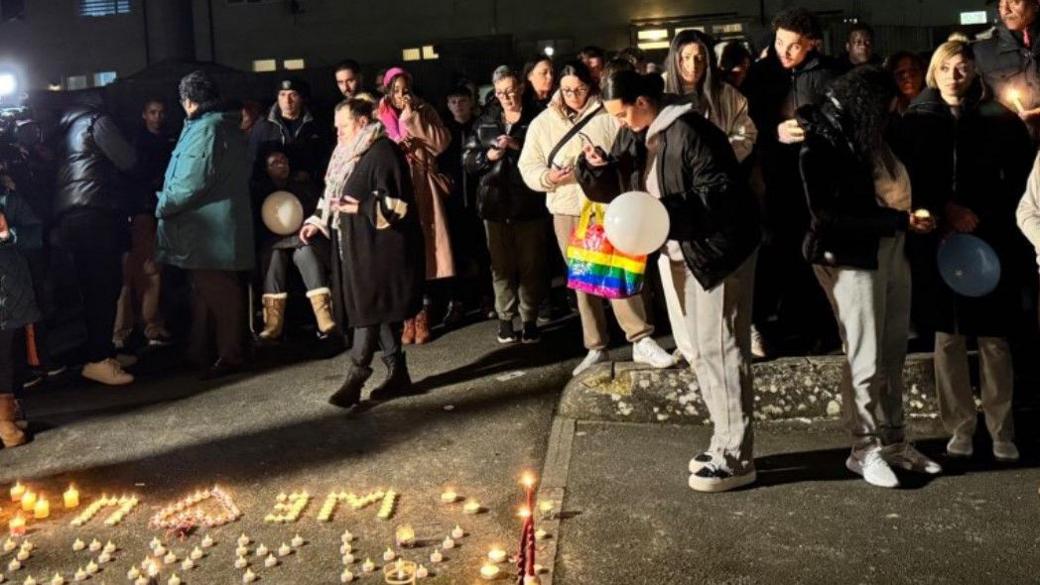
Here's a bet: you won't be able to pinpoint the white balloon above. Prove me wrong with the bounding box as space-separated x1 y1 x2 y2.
262 190 305 236
603 191 670 255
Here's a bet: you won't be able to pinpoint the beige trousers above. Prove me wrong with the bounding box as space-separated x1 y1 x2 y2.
552 214 653 350
113 215 165 342
934 332 1015 443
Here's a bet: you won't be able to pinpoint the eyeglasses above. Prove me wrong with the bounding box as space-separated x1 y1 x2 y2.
560 87 589 98
494 89 519 98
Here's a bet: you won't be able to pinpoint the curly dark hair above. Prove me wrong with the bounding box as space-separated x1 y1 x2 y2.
772 7 823 39
824 66 898 168
178 70 220 106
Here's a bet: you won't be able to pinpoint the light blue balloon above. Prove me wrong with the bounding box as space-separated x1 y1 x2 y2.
937 234 1001 298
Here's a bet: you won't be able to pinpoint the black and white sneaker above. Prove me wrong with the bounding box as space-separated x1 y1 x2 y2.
521 321 541 344
688 462 757 493
687 451 713 474
497 320 518 344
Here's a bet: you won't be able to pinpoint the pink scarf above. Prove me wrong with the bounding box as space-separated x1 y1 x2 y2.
377 67 412 142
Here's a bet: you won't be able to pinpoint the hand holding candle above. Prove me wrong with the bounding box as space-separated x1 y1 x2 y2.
1010 89 1027 114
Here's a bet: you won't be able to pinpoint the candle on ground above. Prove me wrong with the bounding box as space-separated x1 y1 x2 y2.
488 547 507 563
10 481 25 502
63 485 80 509
480 562 500 580
34 497 50 519
440 488 458 504
8 514 25 537
20 490 36 512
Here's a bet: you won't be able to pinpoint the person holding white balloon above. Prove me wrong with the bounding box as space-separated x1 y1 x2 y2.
251 150 335 342
518 61 674 376
578 70 761 492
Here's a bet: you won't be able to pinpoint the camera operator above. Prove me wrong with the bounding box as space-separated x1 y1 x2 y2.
0 166 42 448
53 94 137 386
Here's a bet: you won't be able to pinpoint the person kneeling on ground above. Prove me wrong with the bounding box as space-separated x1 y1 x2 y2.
578 71 761 493
798 66 941 488
252 150 336 342
301 98 424 409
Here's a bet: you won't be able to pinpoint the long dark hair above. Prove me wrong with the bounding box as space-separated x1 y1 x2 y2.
824 66 899 173
664 29 723 116
522 55 554 97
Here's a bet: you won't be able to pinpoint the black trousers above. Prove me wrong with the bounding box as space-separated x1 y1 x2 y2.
0 329 14 395
53 209 123 363
350 322 402 367
188 270 247 366
262 243 328 294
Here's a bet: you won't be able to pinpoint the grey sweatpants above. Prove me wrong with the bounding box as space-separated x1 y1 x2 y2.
813 234 910 454
683 251 757 471
934 332 1014 443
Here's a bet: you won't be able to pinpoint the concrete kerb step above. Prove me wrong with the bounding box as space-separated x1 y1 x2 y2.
558 353 940 425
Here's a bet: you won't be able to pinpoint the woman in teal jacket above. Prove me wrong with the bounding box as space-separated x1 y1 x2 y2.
157 71 254 379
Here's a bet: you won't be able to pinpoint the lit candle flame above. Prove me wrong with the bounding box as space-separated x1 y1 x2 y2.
1009 89 1027 113
521 472 536 488
518 506 532 518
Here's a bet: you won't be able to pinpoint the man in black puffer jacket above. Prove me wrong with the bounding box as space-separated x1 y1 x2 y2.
53 95 137 386
463 67 548 344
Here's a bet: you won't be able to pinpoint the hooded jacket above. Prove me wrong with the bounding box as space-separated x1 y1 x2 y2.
462 101 547 223
576 103 760 289
518 92 620 216
796 102 909 270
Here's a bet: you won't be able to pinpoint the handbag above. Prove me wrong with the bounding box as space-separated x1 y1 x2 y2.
566 201 646 299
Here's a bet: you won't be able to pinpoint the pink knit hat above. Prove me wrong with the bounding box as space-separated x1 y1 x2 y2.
383 67 411 89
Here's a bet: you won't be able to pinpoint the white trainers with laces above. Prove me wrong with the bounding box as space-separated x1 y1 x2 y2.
993 441 1020 462
572 349 610 377
846 450 900 488
632 337 676 369
882 442 943 475
946 434 974 458
82 358 134 386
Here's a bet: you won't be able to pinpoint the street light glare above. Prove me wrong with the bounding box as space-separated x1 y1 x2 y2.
0 73 17 97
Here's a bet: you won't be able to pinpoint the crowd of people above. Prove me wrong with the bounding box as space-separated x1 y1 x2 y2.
1 1 1039 495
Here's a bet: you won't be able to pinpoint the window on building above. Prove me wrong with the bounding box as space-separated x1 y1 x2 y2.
66 75 88 91
253 59 277 72
421 45 439 60
79 0 131 17
283 59 305 71
93 71 117 86
402 48 421 62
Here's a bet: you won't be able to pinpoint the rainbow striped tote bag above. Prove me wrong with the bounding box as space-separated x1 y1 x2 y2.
566 201 647 299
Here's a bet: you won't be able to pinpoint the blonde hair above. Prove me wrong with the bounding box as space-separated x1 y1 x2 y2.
925 40 974 89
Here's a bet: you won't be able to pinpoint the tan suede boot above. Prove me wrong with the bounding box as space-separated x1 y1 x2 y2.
414 306 431 345
306 287 337 335
0 394 27 448
259 293 288 340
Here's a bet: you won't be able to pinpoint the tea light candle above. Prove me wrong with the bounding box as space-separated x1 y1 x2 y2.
180 558 195 571
255 544 268 558
237 534 250 547
134 577 149 585
88 539 101 552
341 530 354 543
341 553 355 565
8 515 26 537
234 557 249 569
264 554 277 568
50 573 65 585
463 499 480 514
190 546 204 560
10 481 25 502
277 543 291 557
102 541 116 554
97 551 112 564
235 545 249 557
4 538 16 551
442 537 455 550
340 569 354 583
340 542 353 555
163 551 177 564
362 558 375 573
451 525 465 539
416 565 429 579
242 569 256 583
63 486 80 509
395 524 415 548
168 574 182 585
73 568 87 582
23 576 37 585
440 489 458 504
7 558 20 571
382 547 396 562
535 529 548 541
429 549 442 564
84 560 98 575
16 548 29 561
480 562 500 580
153 545 167 557
20 491 36 512
912 209 931 220
201 535 215 548
127 567 140 579
291 534 304 548
488 547 507 563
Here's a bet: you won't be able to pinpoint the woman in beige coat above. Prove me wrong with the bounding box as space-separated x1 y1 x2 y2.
519 60 674 376
378 67 454 344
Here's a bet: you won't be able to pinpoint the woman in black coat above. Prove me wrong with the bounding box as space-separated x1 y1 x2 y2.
895 40 1034 463
797 66 938 489
300 98 424 408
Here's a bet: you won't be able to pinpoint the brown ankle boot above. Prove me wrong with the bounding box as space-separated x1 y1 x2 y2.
0 394 27 448
306 287 337 335
401 319 416 345
258 293 288 340
414 306 431 345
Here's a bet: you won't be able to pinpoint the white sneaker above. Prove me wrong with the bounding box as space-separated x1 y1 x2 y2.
946 434 974 458
688 462 757 493
632 337 676 369
993 441 1020 462
688 451 714 474
882 442 942 475
82 359 134 386
572 349 609 377
846 450 900 488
